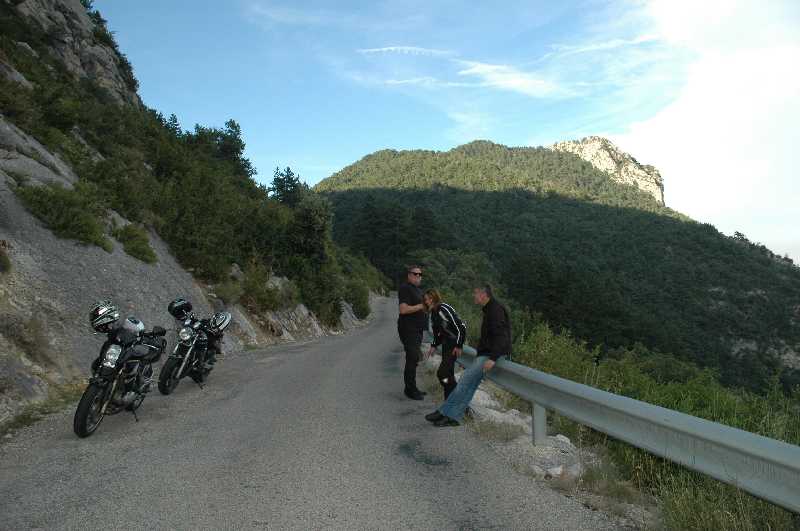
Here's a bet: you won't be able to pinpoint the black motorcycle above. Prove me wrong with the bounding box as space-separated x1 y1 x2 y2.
74 301 167 438
158 298 231 394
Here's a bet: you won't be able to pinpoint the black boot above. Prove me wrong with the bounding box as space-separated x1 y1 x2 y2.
404 388 424 400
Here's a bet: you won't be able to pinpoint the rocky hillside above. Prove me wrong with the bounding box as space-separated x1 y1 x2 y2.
550 136 665 205
1 0 138 105
0 0 379 429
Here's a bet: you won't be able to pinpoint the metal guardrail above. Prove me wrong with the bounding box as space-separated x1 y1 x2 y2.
450 345 800 513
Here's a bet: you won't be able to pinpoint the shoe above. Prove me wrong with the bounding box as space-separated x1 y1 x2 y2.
434 416 460 427
425 411 444 422
404 389 424 400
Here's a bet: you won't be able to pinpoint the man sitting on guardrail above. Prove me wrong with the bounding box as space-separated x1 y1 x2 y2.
426 284 512 427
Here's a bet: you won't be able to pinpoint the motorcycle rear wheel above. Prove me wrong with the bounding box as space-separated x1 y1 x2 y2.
73 384 106 438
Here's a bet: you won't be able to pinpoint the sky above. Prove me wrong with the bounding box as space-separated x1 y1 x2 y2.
98 0 799 261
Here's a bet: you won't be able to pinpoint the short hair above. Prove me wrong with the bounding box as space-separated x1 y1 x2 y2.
474 283 493 298
406 264 422 273
424 288 442 306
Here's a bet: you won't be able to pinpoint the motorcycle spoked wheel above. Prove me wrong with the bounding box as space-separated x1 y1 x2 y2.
73 383 108 438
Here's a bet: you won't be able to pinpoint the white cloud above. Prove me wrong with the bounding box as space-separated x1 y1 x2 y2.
357 46 455 58
456 61 559 98
612 0 800 260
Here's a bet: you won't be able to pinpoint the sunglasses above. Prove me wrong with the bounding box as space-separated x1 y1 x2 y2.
409 271 422 277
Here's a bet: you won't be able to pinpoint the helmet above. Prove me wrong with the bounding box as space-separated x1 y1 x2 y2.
208 311 231 335
168 298 192 320
121 316 145 337
90 300 120 332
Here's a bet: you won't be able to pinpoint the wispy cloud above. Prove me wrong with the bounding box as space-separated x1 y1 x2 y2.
550 34 660 56
357 46 456 58
456 60 559 98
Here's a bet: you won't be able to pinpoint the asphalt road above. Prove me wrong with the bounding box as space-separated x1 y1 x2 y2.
0 297 619 530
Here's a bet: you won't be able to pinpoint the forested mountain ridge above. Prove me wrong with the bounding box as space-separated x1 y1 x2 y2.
317 141 800 393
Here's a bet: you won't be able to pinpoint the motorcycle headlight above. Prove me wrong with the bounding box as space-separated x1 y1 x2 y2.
179 327 194 341
102 344 122 368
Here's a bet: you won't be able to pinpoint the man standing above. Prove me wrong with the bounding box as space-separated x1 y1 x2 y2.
398 265 427 400
425 284 511 426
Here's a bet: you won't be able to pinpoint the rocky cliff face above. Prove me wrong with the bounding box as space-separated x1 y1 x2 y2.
2 0 139 105
550 136 665 205
0 0 371 430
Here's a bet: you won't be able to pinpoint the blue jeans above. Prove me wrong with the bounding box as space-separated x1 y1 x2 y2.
438 355 500 422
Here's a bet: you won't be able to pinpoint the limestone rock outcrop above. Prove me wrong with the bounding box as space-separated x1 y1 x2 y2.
12 0 140 105
551 136 665 205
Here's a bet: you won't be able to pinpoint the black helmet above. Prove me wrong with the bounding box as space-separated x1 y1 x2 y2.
168 298 192 320
209 311 232 334
90 300 120 332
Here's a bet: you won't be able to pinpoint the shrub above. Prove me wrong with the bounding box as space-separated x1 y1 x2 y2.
344 278 370 319
240 259 281 313
215 279 243 305
15 181 112 252
113 223 157 264
0 247 10 274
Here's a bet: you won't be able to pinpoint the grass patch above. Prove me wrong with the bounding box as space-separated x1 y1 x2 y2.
468 418 526 442
113 223 157 264
14 181 112 252
0 382 84 437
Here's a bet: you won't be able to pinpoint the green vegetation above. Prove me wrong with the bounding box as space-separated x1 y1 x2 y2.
113 224 157 264
15 181 112 252
318 146 800 393
0 247 10 274
0 2 386 323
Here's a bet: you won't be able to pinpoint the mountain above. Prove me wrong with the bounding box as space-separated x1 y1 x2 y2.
0 0 385 427
317 141 800 393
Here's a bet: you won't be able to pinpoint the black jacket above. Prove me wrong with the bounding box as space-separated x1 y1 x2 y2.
430 302 467 350
477 298 512 361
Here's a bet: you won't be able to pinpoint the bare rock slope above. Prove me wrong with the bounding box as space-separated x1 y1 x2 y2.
551 136 665 205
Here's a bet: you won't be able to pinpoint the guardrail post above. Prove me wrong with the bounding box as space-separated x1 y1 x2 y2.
532 402 547 445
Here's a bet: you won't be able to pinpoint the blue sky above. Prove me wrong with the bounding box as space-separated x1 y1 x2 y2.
98 1 799 260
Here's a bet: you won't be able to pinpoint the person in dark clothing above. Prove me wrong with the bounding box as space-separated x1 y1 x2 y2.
426 284 512 427
424 289 467 400
397 265 428 400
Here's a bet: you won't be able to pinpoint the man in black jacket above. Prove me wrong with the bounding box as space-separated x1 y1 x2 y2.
397 265 427 400
426 284 511 426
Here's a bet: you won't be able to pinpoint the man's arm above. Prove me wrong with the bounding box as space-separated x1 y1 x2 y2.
399 302 425 315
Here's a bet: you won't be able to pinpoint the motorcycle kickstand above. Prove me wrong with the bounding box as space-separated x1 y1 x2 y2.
131 408 139 422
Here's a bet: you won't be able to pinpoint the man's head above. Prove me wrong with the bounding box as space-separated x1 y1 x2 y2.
406 265 423 286
473 284 493 306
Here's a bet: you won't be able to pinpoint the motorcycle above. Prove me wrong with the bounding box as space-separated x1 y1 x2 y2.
158 298 231 394
74 301 167 438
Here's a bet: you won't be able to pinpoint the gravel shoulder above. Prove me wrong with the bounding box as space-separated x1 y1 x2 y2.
0 297 620 530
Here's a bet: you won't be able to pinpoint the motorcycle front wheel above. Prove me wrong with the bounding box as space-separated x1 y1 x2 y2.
158 357 182 395
73 383 107 438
